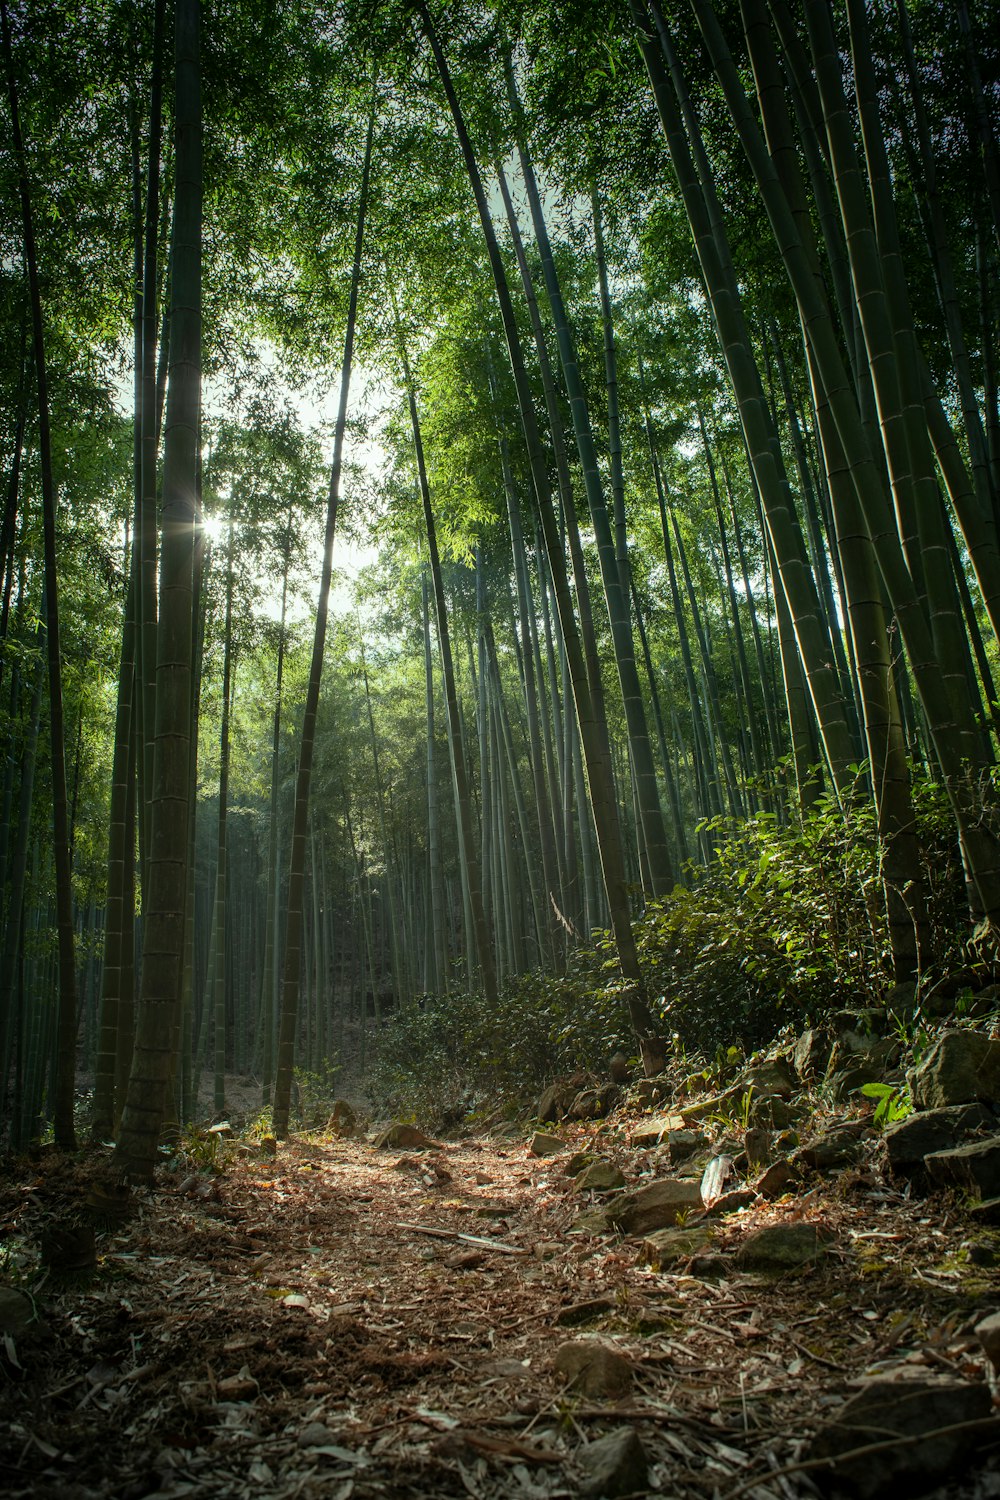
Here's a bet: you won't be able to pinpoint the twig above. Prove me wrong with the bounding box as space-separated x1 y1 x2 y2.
788 1337 849 1373
724 1417 1000 1500
394 1222 529 1256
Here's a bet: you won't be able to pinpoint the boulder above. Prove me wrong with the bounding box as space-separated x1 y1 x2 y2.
742 1056 798 1098
577 1428 648 1498
924 1136 1000 1199
553 1340 632 1398
913 1030 1000 1109
639 1225 714 1267
537 1077 584 1123
736 1222 832 1272
803 1373 992 1498
609 1052 631 1084
574 1160 627 1193
794 1027 833 1078
755 1159 798 1199
529 1131 566 1157
882 1104 988 1170
630 1113 687 1147
750 1094 797 1130
663 1127 708 1161
609 1178 703 1235
744 1127 772 1167
793 1127 864 1171
569 1086 618 1120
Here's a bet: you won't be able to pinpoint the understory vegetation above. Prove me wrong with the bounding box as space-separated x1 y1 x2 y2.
368 779 976 1125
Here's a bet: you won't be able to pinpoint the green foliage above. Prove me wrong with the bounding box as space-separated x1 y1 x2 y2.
369 787 968 1125
860 1081 913 1130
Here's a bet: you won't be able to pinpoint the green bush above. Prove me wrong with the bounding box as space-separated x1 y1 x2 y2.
367 778 969 1125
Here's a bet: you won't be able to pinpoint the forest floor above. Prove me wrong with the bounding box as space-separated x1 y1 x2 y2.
1 1073 1000 1500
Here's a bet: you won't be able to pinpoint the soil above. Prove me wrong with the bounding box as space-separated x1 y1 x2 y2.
1 1085 999 1500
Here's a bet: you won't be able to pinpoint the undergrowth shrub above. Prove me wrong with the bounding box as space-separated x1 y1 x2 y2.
368 778 968 1125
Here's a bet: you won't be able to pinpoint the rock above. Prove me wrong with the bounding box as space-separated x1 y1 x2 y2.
924 1136 1000 1199
569 1086 617 1121
736 1223 832 1272
633 1078 667 1107
565 1151 596 1176
682 1086 743 1120
688 1253 730 1278
0 1286 34 1337
445 1249 486 1270
803 1372 992 1498
969 1197 1000 1225
883 1104 988 1169
914 1030 1000 1109
702 1188 756 1217
298 1421 338 1449
745 1127 772 1167
577 1428 648 1498
609 1178 703 1235
750 1095 797 1130
755 1159 798 1198
609 1052 630 1084
630 1113 687 1147
663 1127 708 1161
827 1062 884 1101
639 1225 714 1267
555 1298 615 1327
794 1128 864 1171
553 1340 632 1399
574 1208 614 1234
529 1131 566 1157
742 1056 798 1097
373 1122 438 1150
976 1312 1000 1372
575 1160 627 1193
794 1028 833 1078
537 1077 583 1123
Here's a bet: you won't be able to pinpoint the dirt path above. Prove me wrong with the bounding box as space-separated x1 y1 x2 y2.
1 1111 998 1499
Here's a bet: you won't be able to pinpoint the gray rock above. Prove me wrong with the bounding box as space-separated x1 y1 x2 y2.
663 1127 708 1161
575 1160 627 1193
609 1178 703 1235
570 1085 618 1120
924 1135 1000 1199
885 980 918 1014
883 1104 988 1169
565 1151 596 1176
750 1094 797 1130
913 1029 1000 1109
574 1208 614 1234
630 1113 687 1147
639 1225 714 1267
969 1196 1000 1225
742 1056 798 1098
529 1130 566 1157
794 1128 864 1171
827 1062 884 1101
755 1158 798 1198
537 1079 580 1123
736 1222 832 1272
794 1027 833 1078
803 1373 992 1498
553 1340 632 1398
577 1428 648 1498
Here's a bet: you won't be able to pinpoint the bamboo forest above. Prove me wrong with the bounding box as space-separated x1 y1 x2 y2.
4 1 1000 1495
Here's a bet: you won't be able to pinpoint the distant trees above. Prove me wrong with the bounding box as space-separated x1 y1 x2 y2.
1 0 998 1161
